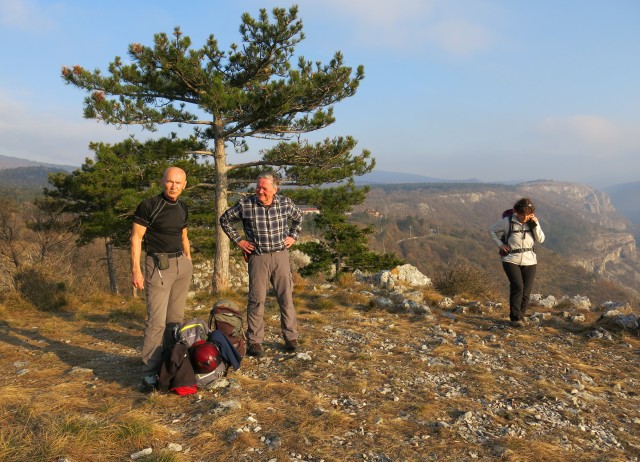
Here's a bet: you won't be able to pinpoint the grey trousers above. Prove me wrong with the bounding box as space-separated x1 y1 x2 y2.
247 250 298 344
141 253 193 377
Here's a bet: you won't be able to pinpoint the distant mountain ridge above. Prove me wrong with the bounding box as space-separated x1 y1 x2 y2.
356 171 640 237
2 153 639 238
0 154 75 172
354 169 480 184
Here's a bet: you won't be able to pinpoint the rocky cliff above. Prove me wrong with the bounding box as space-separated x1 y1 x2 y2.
520 180 628 231
570 232 637 274
519 181 638 282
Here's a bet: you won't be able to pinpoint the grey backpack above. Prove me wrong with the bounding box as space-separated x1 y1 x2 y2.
165 318 210 350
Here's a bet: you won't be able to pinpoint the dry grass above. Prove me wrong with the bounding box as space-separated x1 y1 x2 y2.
1 283 640 462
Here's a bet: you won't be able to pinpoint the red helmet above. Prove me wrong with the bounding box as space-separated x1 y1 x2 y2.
190 341 221 373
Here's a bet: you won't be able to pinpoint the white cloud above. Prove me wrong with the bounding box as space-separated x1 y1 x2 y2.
529 114 637 184
0 89 25 117
540 115 618 143
301 0 495 55
528 115 640 179
0 0 56 31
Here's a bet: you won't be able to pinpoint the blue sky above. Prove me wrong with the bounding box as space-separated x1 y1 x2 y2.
0 0 638 187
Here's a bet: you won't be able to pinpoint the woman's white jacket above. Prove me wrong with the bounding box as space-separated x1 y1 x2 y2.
488 215 545 266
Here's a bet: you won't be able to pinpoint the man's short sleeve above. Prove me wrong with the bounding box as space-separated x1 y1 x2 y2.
133 199 152 227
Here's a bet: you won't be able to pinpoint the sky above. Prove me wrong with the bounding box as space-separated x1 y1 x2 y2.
0 0 638 188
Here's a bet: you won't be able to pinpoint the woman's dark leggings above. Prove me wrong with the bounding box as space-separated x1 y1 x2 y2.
502 262 537 321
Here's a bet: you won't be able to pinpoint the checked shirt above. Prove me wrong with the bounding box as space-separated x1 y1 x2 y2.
220 194 303 255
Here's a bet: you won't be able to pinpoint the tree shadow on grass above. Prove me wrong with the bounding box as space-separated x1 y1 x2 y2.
3 324 141 390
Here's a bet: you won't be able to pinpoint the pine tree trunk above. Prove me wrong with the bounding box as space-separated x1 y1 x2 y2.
105 238 119 294
212 126 230 294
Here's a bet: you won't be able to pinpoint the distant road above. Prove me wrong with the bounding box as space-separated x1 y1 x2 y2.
396 234 437 244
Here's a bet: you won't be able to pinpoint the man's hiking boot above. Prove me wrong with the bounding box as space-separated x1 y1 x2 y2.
510 320 525 328
247 343 264 358
139 375 158 393
284 339 298 352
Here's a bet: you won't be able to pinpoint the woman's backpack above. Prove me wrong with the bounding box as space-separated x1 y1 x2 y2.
498 208 536 255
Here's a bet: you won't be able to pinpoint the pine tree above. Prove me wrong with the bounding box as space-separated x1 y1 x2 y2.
61 6 374 292
43 137 208 293
287 181 404 277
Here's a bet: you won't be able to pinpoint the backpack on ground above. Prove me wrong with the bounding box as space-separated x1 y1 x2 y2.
159 318 227 394
189 340 228 389
162 318 210 356
194 362 228 389
208 299 246 358
171 318 210 348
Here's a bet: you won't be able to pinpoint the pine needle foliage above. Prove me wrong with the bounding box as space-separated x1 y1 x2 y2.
287 181 404 277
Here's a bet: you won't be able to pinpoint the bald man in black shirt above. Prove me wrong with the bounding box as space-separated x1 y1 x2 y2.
131 167 193 391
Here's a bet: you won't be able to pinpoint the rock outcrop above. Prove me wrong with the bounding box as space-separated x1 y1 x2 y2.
570 232 637 274
521 180 625 229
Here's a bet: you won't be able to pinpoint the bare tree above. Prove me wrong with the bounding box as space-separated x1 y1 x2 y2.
0 199 29 275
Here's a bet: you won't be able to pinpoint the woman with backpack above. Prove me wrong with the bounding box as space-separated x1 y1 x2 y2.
489 198 545 327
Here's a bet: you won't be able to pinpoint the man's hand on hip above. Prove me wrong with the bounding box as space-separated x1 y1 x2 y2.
238 239 255 254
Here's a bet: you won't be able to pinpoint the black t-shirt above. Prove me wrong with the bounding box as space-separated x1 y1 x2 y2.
133 193 188 254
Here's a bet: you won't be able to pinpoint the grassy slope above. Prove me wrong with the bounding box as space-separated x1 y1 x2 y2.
1 281 639 462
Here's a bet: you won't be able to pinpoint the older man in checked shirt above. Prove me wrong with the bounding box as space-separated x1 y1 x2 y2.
220 172 303 357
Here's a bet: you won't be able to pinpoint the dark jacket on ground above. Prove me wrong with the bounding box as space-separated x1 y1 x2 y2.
208 330 242 370
158 342 197 392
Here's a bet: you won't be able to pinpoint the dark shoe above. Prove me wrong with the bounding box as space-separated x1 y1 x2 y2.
284 339 298 352
139 375 158 393
247 343 264 358
510 320 525 328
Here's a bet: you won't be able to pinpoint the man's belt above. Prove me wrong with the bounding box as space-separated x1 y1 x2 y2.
255 249 284 255
149 251 183 258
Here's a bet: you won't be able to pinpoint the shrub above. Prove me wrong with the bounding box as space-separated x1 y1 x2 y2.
433 260 497 299
13 266 69 311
